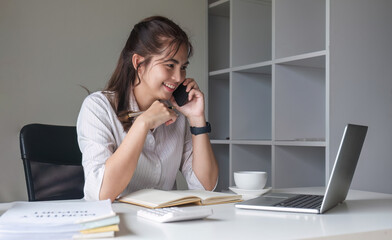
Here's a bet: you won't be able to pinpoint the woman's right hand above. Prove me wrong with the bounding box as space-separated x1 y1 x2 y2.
136 100 178 130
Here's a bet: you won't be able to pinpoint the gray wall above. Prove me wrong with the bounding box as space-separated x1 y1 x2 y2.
0 0 207 202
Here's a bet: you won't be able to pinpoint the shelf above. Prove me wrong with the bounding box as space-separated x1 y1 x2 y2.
274 51 326 68
209 61 273 76
210 139 230 144
230 140 272 145
209 68 231 76
274 140 326 147
231 61 272 74
210 139 272 145
275 0 326 59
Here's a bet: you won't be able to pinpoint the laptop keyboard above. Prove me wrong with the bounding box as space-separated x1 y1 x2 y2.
274 195 323 209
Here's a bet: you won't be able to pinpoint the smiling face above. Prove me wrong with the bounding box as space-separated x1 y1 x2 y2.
133 43 189 110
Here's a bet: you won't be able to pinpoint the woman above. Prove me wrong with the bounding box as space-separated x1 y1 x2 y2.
77 16 218 202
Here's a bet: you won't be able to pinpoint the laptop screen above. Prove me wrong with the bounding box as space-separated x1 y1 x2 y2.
320 124 368 213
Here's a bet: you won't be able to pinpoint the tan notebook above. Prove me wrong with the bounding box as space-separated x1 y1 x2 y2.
117 189 242 209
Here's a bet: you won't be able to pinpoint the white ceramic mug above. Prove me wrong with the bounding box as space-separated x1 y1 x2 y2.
234 171 267 190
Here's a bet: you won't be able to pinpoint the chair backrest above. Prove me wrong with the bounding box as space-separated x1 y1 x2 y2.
19 123 84 201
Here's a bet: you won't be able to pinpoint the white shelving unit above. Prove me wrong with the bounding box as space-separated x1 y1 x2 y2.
208 0 328 191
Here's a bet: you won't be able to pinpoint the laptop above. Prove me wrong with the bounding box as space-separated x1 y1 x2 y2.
235 124 368 214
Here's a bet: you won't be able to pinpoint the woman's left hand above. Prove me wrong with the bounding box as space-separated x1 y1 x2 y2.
170 78 205 121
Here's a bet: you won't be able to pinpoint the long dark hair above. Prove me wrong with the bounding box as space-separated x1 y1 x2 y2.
104 16 193 131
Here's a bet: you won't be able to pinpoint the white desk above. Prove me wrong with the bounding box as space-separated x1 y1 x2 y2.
1 188 392 239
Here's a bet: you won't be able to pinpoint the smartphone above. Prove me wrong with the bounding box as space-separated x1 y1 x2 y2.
173 83 189 106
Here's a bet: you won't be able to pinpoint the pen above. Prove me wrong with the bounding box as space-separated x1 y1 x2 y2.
127 111 144 118
127 106 175 119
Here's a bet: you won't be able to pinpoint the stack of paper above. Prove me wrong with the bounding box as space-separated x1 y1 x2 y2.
0 199 119 239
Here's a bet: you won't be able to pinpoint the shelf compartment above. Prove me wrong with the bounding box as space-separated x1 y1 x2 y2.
231 67 272 140
274 146 325 188
208 0 230 71
211 144 230 191
231 144 272 188
232 0 272 67
275 0 326 59
209 72 230 140
275 57 325 141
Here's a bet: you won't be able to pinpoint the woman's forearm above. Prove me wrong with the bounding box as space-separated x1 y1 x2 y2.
190 119 219 190
99 119 149 201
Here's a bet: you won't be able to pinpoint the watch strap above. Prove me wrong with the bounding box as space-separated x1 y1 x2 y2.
190 122 211 135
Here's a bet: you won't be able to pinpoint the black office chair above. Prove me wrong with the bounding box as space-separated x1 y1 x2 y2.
19 123 85 201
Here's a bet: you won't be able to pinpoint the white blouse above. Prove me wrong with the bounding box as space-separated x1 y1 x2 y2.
76 91 204 201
